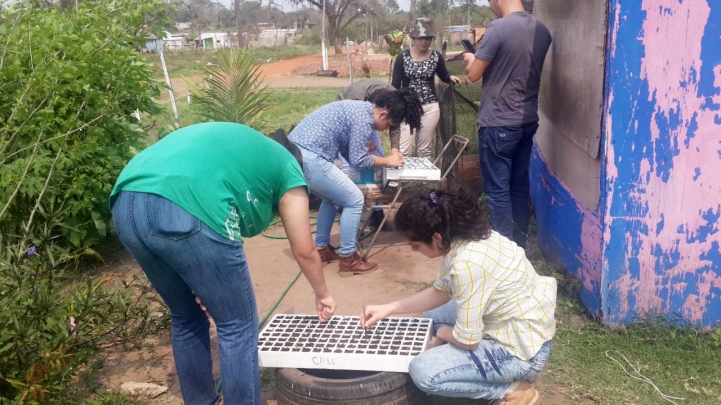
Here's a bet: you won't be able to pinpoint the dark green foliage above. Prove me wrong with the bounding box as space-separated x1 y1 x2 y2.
0 0 173 401
0 0 167 247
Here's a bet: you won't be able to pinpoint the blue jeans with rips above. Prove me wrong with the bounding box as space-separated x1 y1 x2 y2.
111 191 260 405
478 123 539 248
299 147 365 256
409 301 551 400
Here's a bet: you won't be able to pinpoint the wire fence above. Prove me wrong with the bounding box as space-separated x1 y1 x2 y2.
434 57 483 189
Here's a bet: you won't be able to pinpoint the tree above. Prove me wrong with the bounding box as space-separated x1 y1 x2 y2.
235 0 245 47
291 0 365 54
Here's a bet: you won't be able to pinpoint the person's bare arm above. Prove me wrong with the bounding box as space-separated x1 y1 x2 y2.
433 325 479 351
462 53 492 83
279 187 336 321
360 287 451 328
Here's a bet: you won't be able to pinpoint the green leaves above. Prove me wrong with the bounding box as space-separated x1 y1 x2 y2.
383 30 407 58
190 48 272 128
0 0 173 401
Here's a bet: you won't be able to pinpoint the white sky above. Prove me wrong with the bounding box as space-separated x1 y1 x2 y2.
219 0 489 12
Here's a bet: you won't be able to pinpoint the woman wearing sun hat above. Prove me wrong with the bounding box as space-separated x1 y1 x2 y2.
392 18 461 160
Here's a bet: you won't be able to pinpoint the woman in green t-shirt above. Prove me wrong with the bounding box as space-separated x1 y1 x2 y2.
110 122 337 405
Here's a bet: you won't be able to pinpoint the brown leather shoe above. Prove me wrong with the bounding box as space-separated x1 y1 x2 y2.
338 252 379 277
317 245 339 263
493 381 541 405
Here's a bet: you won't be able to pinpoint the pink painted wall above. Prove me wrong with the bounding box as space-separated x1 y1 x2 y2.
602 0 721 326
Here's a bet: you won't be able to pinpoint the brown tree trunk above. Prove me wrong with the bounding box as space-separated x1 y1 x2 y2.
235 0 245 48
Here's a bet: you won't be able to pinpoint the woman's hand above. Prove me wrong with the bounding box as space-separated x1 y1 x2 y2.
450 75 461 84
316 294 337 322
195 295 211 318
360 304 394 328
385 153 404 167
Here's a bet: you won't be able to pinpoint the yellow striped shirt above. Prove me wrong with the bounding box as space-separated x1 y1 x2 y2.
433 231 557 360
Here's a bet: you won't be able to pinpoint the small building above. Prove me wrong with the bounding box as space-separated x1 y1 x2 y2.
445 25 473 45
163 32 188 50
145 35 164 52
197 32 231 49
249 29 297 48
175 22 192 31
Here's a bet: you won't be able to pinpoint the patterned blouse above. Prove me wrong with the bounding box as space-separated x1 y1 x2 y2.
288 100 376 171
392 49 453 105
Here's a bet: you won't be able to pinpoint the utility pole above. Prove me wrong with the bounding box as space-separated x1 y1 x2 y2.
321 0 328 70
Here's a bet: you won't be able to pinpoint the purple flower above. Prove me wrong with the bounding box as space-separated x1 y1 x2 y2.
27 246 37 256
429 192 438 205
96 379 104 387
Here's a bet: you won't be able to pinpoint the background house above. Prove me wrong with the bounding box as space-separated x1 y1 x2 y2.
197 32 231 49
531 0 721 328
248 29 297 48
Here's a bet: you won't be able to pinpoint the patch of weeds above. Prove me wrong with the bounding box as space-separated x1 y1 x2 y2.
83 392 142 405
398 279 435 292
712 325 721 347
260 368 276 387
547 313 721 404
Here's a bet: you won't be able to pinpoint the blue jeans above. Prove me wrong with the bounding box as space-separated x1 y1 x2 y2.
409 301 551 400
299 147 364 256
111 191 260 405
479 123 539 248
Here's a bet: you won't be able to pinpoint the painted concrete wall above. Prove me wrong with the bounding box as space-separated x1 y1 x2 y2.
602 0 721 327
531 0 721 328
532 0 607 317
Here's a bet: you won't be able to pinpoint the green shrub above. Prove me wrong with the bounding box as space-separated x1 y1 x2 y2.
0 0 167 248
0 0 173 401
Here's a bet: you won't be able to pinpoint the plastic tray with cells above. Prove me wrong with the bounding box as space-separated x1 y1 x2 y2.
258 314 433 373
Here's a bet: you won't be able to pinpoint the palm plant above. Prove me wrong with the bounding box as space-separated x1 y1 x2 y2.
190 49 271 127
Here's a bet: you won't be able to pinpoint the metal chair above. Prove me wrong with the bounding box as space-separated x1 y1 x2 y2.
359 134 470 260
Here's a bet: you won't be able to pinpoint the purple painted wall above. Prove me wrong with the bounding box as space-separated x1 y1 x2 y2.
531 0 721 328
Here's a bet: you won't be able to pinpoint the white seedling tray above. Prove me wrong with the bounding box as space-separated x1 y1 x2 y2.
383 157 441 182
258 314 433 373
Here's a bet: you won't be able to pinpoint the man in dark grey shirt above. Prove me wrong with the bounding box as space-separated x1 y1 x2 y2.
462 0 551 249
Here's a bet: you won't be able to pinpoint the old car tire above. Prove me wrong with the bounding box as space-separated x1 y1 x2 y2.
275 368 426 405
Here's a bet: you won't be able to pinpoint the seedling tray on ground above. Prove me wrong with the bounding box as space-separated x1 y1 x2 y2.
258 314 433 373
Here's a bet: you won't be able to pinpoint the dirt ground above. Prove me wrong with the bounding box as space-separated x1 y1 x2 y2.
95 55 578 404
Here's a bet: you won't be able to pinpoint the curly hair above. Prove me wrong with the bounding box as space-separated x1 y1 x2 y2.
368 88 424 134
394 187 491 251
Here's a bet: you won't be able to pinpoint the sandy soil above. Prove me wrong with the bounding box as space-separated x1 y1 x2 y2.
94 53 578 404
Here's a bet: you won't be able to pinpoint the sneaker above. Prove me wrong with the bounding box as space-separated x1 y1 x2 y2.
317 245 339 263
492 381 541 405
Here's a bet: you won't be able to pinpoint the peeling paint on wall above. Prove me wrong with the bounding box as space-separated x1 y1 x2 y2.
603 0 721 327
531 147 604 314
533 0 721 328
